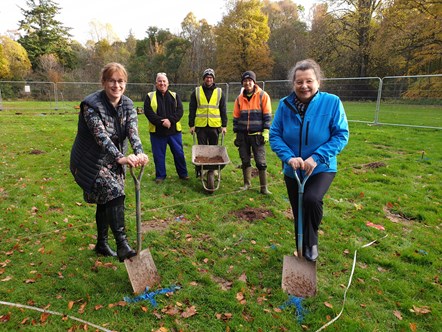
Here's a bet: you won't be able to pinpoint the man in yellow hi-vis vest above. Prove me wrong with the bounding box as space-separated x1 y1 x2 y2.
189 68 227 177
144 72 188 184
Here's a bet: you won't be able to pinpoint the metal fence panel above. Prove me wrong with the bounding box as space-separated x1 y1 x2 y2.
0 76 441 129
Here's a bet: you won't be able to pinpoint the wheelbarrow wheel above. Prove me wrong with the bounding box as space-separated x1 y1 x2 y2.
206 170 215 193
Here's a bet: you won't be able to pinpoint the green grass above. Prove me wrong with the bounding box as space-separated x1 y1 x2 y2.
2 100 442 128
0 104 441 331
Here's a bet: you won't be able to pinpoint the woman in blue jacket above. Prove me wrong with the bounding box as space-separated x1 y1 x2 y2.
270 59 349 261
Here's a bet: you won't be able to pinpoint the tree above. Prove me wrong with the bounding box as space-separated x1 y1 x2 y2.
87 20 121 44
127 27 175 83
308 3 345 77
18 0 75 70
0 36 32 80
371 0 442 76
215 0 274 82
323 0 383 77
181 13 217 83
263 0 308 79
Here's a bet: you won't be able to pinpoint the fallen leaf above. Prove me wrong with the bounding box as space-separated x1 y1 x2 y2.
366 221 385 231
393 310 403 320
0 314 11 322
410 305 431 315
94 305 103 311
236 292 246 304
154 328 168 332
324 302 333 308
163 306 179 316
20 317 30 325
78 302 87 314
24 279 36 284
1 276 12 282
238 272 247 282
40 312 50 323
354 203 363 210
409 322 417 332
181 306 197 318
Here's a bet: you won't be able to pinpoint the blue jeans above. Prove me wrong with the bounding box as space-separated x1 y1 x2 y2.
150 133 188 179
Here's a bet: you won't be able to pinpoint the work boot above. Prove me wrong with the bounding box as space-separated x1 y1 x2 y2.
241 167 252 190
107 203 136 262
305 245 318 262
94 206 117 257
258 169 271 195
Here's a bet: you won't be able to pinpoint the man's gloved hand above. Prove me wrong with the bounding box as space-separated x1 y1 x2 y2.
262 129 269 143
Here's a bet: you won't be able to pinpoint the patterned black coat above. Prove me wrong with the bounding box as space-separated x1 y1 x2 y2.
70 90 144 203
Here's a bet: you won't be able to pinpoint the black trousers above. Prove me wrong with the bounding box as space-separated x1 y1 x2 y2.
284 172 335 248
196 127 220 145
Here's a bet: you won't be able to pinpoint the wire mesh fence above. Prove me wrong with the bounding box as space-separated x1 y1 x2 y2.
0 75 441 129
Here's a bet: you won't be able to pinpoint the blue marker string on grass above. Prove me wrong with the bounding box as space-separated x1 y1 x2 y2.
279 295 306 323
124 285 181 307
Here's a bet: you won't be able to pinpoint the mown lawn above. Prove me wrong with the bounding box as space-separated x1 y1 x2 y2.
0 105 441 331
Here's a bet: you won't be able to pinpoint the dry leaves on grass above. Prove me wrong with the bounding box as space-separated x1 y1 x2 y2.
216 312 233 321
410 305 431 315
393 310 403 320
324 302 333 309
236 292 247 305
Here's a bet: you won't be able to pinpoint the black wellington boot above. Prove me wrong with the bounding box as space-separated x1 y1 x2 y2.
107 203 137 262
95 205 117 257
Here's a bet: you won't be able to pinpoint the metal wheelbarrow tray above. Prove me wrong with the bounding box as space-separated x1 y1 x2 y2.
191 144 230 192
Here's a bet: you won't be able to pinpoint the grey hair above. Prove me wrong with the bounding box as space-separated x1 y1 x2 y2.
288 59 324 84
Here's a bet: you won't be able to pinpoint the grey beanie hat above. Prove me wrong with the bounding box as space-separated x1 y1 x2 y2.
203 68 215 79
241 70 256 83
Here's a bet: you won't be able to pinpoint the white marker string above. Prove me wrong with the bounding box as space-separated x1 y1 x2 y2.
315 234 388 332
0 300 112 332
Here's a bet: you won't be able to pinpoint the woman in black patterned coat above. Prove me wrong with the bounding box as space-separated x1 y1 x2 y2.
70 62 148 262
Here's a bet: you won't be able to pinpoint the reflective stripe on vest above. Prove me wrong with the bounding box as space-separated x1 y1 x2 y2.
195 86 222 127
147 90 182 132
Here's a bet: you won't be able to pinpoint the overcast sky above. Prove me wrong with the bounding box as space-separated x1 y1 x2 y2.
0 0 318 45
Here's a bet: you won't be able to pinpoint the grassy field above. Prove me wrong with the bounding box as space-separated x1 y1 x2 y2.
1 99 442 128
0 103 441 331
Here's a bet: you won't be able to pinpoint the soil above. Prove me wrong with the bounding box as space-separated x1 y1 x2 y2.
282 273 316 297
231 207 273 222
141 219 173 233
29 149 45 154
363 161 386 169
194 155 224 164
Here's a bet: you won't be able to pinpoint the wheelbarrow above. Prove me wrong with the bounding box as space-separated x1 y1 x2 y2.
281 171 317 297
124 166 161 294
191 133 230 193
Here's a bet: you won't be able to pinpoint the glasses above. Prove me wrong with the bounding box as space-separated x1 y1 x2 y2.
157 72 167 77
107 79 126 86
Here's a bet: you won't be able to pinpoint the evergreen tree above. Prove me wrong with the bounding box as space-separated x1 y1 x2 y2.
18 0 75 70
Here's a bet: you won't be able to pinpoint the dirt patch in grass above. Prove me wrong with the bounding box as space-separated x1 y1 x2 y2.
141 219 172 232
231 207 273 222
29 149 45 154
363 161 386 169
383 206 413 225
